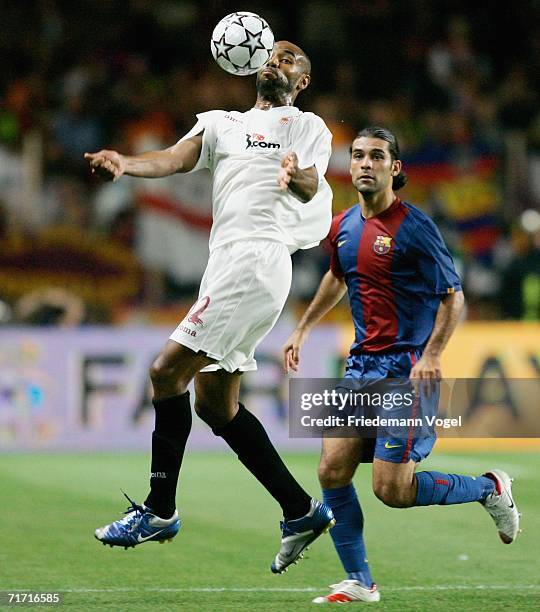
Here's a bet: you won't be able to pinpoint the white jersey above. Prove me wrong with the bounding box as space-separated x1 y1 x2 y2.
178 106 333 253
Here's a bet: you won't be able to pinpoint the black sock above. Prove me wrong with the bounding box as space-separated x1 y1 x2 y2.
144 392 192 519
213 404 311 520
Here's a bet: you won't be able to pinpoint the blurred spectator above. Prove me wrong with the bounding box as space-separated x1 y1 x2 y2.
498 65 537 132
49 94 105 177
0 0 538 321
500 222 540 320
42 177 93 228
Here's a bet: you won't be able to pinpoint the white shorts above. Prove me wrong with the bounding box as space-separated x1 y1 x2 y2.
169 239 292 372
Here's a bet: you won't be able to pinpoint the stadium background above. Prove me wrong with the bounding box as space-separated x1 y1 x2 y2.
1 1 539 610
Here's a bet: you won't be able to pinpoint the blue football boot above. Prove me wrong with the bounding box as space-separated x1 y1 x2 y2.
271 498 335 573
94 492 180 549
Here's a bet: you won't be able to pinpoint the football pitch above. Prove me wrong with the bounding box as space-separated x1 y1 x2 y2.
1 451 538 610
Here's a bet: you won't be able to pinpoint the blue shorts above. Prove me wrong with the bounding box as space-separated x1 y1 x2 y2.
344 349 437 464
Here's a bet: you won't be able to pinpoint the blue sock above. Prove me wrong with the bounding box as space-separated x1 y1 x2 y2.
415 471 495 506
322 484 373 587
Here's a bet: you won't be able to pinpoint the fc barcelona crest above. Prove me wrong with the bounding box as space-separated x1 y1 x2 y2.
373 235 392 255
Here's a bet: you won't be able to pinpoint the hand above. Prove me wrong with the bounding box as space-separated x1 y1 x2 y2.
282 328 307 373
277 151 299 191
410 353 441 397
84 150 126 181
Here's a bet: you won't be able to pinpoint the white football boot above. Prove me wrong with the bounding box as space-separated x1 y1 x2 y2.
480 469 521 544
313 580 380 604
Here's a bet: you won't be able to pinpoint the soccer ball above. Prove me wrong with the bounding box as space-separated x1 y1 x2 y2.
211 12 274 76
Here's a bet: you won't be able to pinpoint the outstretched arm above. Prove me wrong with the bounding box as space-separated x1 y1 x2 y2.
84 134 203 181
278 152 319 202
283 270 347 372
410 290 465 380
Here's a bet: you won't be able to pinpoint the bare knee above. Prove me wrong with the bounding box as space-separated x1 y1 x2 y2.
372 458 417 508
150 341 215 399
372 480 414 508
318 457 356 489
318 437 363 489
150 357 176 387
193 370 241 430
193 397 238 429
194 397 216 425
149 356 190 397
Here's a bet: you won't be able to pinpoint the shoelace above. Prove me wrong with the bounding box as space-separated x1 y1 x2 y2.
485 491 511 518
121 491 145 531
328 581 369 596
280 520 300 537
489 504 512 521
329 582 352 596
122 491 145 515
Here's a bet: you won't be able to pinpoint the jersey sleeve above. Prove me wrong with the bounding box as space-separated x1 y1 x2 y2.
290 114 333 178
176 110 225 173
327 212 345 279
409 217 462 295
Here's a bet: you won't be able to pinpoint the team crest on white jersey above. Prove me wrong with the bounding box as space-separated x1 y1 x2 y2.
373 235 392 254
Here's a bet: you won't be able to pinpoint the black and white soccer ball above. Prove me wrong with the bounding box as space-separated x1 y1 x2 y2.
211 12 274 76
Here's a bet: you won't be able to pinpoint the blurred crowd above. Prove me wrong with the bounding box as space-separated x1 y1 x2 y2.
1 0 539 325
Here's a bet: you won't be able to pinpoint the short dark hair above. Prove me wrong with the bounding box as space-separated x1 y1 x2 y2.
352 126 408 190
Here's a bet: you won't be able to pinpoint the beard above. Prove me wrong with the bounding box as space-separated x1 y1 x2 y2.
256 70 290 98
354 179 379 194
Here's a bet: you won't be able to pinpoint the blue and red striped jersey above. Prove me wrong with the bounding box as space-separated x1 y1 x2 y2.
328 197 461 354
